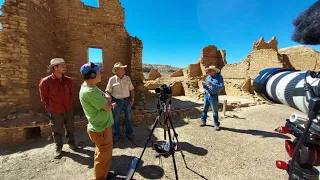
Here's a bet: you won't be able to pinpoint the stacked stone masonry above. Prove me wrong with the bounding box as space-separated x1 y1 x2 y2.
0 0 145 119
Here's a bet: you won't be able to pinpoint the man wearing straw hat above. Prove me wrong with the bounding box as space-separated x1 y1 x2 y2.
39 58 77 159
200 65 224 130
106 62 135 142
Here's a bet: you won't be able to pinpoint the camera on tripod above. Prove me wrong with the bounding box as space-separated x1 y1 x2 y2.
254 68 320 180
155 84 172 102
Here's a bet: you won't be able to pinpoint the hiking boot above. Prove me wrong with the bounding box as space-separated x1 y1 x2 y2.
54 148 62 159
106 171 116 179
200 122 206 127
68 142 78 151
113 136 120 143
127 134 134 141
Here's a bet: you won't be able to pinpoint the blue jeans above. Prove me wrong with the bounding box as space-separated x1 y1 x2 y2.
201 94 220 126
112 97 133 136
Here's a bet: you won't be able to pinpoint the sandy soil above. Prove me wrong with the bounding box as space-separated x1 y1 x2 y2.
1 103 318 180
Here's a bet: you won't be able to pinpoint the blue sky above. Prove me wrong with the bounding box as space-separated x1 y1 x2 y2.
85 0 320 67
1 0 319 68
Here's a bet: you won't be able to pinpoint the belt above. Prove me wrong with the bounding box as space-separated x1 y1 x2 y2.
114 96 130 100
205 92 218 96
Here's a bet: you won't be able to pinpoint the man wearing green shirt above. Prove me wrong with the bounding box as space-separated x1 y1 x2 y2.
79 62 115 180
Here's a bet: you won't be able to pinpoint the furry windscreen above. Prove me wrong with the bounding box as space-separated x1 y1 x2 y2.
292 0 320 45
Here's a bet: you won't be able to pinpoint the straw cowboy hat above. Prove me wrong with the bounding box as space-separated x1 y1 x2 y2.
205 65 220 73
47 58 65 72
112 62 127 74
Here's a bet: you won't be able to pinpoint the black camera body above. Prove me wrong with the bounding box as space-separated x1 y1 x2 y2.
155 84 172 103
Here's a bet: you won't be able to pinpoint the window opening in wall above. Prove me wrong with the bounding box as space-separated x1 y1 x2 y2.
80 0 99 8
88 47 103 70
0 23 2 31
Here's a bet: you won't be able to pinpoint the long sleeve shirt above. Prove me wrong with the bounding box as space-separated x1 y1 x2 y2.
203 73 224 95
39 73 74 114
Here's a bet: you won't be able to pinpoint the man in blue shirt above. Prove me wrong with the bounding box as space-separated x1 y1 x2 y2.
201 65 224 130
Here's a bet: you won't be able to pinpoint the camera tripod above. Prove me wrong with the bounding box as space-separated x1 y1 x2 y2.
129 95 188 180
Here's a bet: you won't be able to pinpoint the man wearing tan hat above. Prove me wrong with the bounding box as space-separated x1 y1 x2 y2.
106 62 135 142
200 65 224 130
39 58 77 159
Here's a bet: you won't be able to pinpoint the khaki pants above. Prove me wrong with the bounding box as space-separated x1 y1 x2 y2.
87 126 113 180
49 110 75 149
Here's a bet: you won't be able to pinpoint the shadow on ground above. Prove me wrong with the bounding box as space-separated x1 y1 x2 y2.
145 95 203 111
203 126 291 139
109 155 164 180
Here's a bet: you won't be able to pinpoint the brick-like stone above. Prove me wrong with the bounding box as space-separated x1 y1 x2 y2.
0 0 145 121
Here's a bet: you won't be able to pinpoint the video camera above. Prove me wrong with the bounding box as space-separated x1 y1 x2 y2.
254 68 320 180
252 1 320 179
155 84 172 103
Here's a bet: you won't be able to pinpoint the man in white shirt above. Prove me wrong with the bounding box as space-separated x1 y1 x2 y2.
106 62 135 142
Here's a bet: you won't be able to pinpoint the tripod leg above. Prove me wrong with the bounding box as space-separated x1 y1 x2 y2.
166 123 179 180
167 115 189 168
130 115 160 180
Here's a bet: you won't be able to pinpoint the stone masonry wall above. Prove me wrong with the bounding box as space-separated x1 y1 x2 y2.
0 0 56 117
0 0 145 119
129 37 146 110
53 0 132 112
27 0 57 113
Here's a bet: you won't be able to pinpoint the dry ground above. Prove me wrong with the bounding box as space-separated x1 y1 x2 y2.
1 102 318 180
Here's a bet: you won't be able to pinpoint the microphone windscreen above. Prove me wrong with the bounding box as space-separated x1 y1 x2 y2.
292 0 320 45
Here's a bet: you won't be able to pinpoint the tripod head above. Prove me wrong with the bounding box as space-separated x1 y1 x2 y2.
156 84 173 116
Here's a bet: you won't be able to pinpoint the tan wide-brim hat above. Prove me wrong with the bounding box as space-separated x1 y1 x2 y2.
112 62 127 74
205 65 220 73
47 58 66 70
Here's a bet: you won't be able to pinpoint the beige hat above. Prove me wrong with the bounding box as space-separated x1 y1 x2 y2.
47 58 65 70
205 65 220 73
112 62 127 74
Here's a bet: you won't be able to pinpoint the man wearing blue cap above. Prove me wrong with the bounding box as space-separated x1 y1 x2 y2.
79 62 115 180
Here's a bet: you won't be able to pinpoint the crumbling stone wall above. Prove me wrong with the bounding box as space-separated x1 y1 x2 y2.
221 36 320 96
221 37 286 95
252 36 278 51
148 68 162 80
0 0 145 119
170 69 183 77
183 63 202 77
279 46 320 70
198 45 227 76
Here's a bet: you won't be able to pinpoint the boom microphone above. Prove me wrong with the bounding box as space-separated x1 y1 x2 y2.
292 0 320 45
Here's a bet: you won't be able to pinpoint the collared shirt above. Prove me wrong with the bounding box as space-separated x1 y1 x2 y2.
39 73 74 114
106 75 134 99
203 73 224 95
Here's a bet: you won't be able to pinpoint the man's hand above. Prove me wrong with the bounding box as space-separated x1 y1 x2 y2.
112 102 117 108
104 103 112 111
105 93 112 102
129 99 134 108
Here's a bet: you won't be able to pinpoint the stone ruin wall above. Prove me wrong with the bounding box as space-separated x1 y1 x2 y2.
0 0 145 120
147 36 320 99
145 45 228 100
221 36 320 96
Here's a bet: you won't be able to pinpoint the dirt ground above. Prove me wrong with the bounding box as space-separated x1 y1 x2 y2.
1 102 319 180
